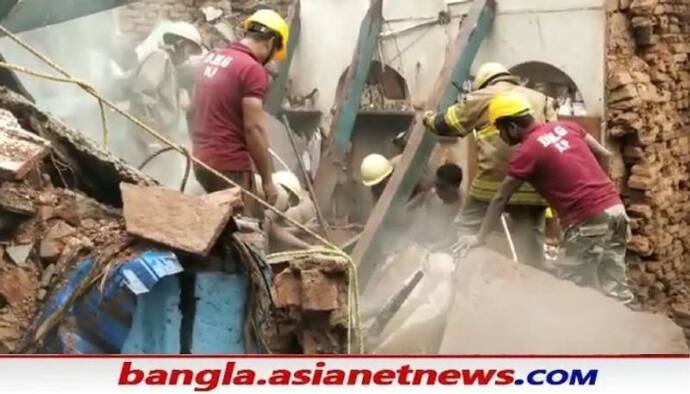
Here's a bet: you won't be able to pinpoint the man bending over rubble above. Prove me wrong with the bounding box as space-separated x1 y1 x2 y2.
455 91 634 303
255 171 317 251
191 9 289 208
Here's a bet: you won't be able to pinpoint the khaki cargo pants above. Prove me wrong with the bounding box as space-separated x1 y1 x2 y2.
556 204 634 303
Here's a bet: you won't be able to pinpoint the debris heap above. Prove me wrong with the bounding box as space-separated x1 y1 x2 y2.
606 0 690 331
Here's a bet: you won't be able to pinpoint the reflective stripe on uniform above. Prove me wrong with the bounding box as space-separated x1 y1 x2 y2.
469 177 546 206
443 107 469 137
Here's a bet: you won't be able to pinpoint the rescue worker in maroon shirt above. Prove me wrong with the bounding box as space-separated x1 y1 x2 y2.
191 9 289 207
454 91 634 303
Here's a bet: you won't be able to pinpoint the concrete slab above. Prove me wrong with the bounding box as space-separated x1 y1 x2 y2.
121 183 237 256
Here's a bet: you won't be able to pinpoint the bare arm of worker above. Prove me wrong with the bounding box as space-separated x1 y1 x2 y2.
242 97 277 204
584 134 611 172
477 176 524 243
264 210 312 250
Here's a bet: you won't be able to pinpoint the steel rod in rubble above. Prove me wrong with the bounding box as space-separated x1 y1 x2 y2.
282 114 333 241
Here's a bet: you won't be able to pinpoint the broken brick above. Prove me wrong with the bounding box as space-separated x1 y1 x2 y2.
301 269 339 312
272 270 301 308
39 220 75 263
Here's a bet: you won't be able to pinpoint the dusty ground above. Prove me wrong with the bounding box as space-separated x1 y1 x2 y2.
362 245 688 354
440 249 688 354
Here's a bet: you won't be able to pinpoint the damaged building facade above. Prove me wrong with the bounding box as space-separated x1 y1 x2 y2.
0 0 687 354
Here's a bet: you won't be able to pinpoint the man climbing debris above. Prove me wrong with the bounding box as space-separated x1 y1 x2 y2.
422 62 557 269
255 171 317 251
129 22 203 158
454 91 634 303
191 9 289 208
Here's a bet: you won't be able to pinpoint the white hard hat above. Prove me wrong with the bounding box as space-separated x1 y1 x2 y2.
360 154 394 187
163 22 203 53
254 174 290 212
473 62 511 90
272 171 302 196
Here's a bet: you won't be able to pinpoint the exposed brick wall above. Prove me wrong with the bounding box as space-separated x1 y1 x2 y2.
117 0 293 48
607 0 690 329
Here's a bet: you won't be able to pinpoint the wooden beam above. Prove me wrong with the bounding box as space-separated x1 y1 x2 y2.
313 0 384 214
352 0 496 287
265 0 301 115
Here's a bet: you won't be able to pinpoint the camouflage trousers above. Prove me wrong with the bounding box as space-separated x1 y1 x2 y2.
556 204 634 303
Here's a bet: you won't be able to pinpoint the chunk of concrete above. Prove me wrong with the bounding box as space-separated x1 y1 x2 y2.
0 108 51 181
39 220 76 264
121 183 236 256
5 243 33 267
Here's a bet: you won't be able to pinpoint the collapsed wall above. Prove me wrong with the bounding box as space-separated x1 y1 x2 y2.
606 0 690 325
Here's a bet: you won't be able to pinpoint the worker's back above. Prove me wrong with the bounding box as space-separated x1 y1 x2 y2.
192 43 269 172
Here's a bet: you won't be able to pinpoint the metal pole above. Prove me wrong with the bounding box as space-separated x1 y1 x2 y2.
281 115 333 241
501 213 519 263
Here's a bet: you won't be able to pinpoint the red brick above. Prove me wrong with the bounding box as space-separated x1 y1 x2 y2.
300 269 339 311
272 270 301 308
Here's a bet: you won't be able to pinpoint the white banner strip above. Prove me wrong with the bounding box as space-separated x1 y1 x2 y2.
0 356 687 393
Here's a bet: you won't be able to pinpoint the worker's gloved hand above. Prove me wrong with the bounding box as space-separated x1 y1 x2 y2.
451 235 483 257
262 181 279 206
422 110 436 129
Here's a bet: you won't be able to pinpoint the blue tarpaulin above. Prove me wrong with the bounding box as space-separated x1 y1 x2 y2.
37 250 182 354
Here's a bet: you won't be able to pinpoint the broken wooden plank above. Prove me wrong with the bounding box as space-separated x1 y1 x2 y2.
265 0 302 115
121 183 238 256
313 0 384 214
352 0 497 287
0 108 50 181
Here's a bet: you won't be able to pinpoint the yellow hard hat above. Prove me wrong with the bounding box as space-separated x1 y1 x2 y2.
360 154 394 187
272 170 302 196
244 9 289 61
488 91 533 126
474 62 510 90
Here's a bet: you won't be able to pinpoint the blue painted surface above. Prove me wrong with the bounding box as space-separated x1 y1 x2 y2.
191 272 249 354
121 275 182 354
37 250 182 354
333 0 384 152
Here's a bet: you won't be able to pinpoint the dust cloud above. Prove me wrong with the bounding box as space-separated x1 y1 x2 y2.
0 10 202 194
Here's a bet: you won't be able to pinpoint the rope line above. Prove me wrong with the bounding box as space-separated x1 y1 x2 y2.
0 23 362 353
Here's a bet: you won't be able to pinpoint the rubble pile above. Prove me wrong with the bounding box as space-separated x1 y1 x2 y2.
0 86 349 354
0 181 126 353
267 253 350 354
606 0 690 333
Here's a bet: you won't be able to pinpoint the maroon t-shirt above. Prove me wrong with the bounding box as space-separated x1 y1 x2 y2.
192 43 269 172
507 121 622 228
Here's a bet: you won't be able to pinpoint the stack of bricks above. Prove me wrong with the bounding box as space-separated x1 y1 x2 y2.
117 0 293 48
606 0 690 322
